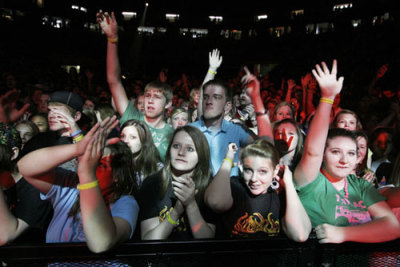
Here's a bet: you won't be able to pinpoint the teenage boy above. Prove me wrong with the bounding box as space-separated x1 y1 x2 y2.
98 10 173 161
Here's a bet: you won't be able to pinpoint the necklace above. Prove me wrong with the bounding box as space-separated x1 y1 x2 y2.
320 166 348 199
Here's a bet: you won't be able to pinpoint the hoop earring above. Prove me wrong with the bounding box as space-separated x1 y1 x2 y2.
270 177 279 190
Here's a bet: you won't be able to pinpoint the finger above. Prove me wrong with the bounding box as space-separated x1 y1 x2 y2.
314 63 324 78
243 66 251 75
311 69 321 83
106 137 120 146
111 11 116 22
331 59 338 75
321 61 329 74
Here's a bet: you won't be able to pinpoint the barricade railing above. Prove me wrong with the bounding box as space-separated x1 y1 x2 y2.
1 237 399 266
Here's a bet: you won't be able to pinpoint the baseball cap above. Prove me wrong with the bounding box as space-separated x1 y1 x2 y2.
48 91 83 112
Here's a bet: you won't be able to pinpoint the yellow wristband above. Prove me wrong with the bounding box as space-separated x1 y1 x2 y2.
223 158 233 167
77 180 99 190
107 37 118 43
167 212 179 226
208 69 217 75
320 98 334 105
73 134 84 142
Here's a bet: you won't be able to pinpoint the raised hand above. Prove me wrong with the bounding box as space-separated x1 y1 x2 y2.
311 60 344 99
209 49 223 70
0 90 30 123
241 66 261 99
48 105 80 136
96 10 118 39
225 143 238 163
76 115 119 157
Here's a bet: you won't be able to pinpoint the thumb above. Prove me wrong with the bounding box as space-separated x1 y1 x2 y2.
106 137 120 145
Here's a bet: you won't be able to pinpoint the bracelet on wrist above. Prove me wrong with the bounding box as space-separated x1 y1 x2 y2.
167 212 180 226
255 110 267 117
73 134 84 142
320 97 334 105
77 180 99 191
208 69 217 75
223 158 233 168
71 129 82 137
107 37 118 43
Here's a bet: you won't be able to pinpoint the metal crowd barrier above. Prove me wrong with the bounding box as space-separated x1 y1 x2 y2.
0 237 399 266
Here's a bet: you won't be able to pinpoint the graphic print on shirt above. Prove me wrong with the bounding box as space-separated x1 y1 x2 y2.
334 194 371 225
232 212 279 237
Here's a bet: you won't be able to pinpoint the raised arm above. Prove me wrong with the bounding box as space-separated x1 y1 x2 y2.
205 143 237 213
198 49 223 118
0 90 30 124
97 11 129 116
280 165 311 242
242 67 273 143
18 117 118 194
78 121 135 253
294 60 344 187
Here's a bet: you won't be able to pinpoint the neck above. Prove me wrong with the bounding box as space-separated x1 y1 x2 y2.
172 168 194 179
204 115 223 130
145 115 165 129
321 165 345 189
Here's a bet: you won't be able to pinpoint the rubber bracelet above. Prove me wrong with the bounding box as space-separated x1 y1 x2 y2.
71 129 82 137
107 37 118 43
223 158 233 167
255 110 267 117
167 212 179 226
320 98 334 105
77 180 99 190
73 134 84 142
208 69 217 75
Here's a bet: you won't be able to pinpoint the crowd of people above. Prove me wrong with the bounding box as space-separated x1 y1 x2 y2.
0 10 400 255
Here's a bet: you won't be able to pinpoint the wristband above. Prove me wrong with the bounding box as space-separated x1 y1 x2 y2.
107 37 118 43
320 98 334 105
77 180 99 190
208 69 217 75
255 110 267 117
167 212 179 226
223 158 233 167
73 134 84 142
71 129 82 137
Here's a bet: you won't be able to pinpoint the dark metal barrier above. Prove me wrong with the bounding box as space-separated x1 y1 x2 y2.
0 237 399 266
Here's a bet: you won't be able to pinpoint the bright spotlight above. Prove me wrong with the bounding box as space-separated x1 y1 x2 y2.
145 3 149 7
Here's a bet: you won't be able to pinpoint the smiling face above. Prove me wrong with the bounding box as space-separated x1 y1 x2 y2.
323 136 358 180
120 125 142 154
242 156 278 196
144 88 167 119
335 113 358 131
170 130 198 175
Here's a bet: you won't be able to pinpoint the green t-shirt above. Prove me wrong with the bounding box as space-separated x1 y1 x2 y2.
120 102 173 162
297 173 385 228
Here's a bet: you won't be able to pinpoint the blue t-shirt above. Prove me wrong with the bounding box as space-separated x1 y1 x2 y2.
190 118 250 176
41 173 139 243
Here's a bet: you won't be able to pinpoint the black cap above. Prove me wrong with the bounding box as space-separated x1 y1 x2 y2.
48 91 83 112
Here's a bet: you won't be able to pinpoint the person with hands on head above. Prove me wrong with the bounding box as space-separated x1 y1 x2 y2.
18 116 140 253
139 126 216 240
205 140 311 241
97 10 173 162
294 60 400 244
